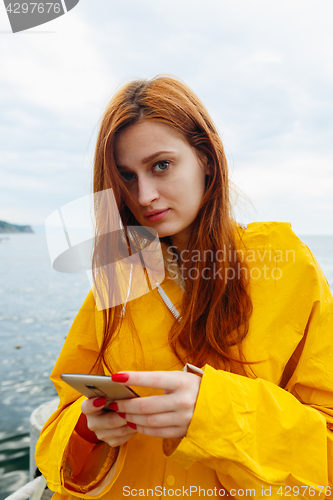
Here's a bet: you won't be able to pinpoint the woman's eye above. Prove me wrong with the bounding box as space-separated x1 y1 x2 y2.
153 161 169 172
120 172 135 182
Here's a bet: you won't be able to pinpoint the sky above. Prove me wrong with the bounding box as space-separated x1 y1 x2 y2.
0 0 332 235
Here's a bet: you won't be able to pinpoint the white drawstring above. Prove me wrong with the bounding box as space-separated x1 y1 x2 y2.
119 266 182 321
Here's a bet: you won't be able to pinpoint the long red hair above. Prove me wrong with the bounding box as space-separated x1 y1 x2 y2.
92 76 252 375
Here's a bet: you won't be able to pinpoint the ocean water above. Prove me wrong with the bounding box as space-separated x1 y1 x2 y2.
0 234 90 499
0 232 332 499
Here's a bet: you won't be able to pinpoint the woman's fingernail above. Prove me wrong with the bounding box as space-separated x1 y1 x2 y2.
93 397 106 408
127 422 137 430
112 372 129 383
108 402 118 411
118 412 126 419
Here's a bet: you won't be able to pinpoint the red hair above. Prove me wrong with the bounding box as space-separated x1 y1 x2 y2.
92 76 252 375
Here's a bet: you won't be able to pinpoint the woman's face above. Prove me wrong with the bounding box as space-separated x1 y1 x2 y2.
114 120 209 250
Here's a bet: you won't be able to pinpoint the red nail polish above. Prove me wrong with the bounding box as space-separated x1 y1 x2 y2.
108 402 118 411
127 422 137 430
93 397 106 407
118 412 126 419
112 373 129 383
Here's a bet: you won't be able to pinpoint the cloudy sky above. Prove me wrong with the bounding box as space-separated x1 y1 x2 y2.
0 0 332 235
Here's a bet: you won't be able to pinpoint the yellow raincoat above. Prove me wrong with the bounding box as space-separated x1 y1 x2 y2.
35 222 333 499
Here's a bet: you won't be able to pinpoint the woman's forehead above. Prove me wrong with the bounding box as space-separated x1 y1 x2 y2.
114 121 188 166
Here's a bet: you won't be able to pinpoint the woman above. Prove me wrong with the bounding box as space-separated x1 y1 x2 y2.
36 76 333 499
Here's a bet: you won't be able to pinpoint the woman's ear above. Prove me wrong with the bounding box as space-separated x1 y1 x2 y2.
205 163 213 176
202 156 213 176
197 152 213 176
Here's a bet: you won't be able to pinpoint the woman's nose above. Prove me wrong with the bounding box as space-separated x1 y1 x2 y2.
137 176 159 206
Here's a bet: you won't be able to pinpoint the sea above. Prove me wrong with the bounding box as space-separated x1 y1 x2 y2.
0 232 333 500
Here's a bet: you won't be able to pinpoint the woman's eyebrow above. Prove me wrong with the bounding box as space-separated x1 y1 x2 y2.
116 150 176 170
141 151 175 164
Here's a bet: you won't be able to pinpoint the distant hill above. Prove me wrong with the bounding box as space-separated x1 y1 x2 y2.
0 220 34 233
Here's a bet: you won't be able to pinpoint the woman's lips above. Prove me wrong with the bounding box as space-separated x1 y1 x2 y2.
144 209 170 222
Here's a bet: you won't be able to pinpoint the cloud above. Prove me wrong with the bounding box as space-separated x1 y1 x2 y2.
0 0 332 233
232 156 333 199
0 9 115 124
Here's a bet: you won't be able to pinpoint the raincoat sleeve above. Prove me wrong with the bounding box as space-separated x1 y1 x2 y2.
35 290 128 498
164 235 333 498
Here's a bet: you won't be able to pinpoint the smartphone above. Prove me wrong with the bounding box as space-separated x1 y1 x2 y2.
61 373 139 411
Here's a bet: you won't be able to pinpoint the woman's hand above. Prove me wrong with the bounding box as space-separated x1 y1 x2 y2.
108 370 202 439
80 397 137 447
